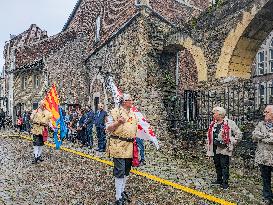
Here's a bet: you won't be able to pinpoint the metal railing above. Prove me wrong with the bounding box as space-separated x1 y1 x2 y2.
165 83 272 131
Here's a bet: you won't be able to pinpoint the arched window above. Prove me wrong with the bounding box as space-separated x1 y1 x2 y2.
21 76 28 90
95 16 101 42
33 75 40 89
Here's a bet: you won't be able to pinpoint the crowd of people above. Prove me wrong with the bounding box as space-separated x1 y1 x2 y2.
0 108 13 130
16 111 31 132
5 97 273 204
64 103 108 152
27 95 145 204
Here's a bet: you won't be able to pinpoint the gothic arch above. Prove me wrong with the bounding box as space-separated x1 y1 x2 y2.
89 73 108 111
166 34 208 82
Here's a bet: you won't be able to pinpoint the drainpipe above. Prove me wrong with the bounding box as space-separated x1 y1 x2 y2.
176 51 179 96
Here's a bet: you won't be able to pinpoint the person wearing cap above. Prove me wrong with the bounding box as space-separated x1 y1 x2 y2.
106 93 137 205
30 100 52 164
253 105 273 205
206 106 242 189
94 103 108 152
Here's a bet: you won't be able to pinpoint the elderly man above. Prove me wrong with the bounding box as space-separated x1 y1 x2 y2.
207 106 242 189
94 103 107 152
253 105 273 205
83 106 95 148
106 93 137 205
30 100 52 164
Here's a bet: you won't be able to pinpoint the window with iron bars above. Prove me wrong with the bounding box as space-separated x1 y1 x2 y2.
183 90 198 121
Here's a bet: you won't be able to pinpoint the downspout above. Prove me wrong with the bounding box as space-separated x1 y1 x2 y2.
176 51 179 96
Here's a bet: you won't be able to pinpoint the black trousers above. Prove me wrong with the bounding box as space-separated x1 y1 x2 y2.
33 134 44 146
77 128 86 145
113 158 132 178
96 126 106 150
213 153 230 184
259 164 273 200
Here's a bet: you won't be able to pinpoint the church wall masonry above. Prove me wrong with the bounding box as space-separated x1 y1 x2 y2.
161 0 273 91
44 37 89 106
85 9 172 142
84 6 200 144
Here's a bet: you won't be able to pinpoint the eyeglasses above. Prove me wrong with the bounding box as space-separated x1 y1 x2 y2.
124 99 133 102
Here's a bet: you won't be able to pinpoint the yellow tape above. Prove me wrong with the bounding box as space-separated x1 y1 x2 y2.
18 135 236 205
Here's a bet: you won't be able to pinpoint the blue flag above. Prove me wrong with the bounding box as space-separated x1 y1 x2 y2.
53 107 68 149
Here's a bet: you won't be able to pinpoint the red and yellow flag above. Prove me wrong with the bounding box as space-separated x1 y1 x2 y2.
44 84 60 127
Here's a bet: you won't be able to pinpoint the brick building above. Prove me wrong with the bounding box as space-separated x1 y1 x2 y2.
3 0 209 138
3 0 273 145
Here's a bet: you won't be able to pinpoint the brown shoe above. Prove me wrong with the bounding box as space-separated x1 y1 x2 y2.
37 156 44 162
121 191 131 203
32 157 38 164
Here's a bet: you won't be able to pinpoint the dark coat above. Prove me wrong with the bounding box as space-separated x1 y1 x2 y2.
84 110 94 128
94 110 107 128
78 115 86 128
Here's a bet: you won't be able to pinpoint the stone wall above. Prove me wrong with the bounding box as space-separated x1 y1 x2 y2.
178 49 198 91
189 0 210 9
149 0 201 25
64 0 138 54
165 0 273 83
84 8 185 143
43 36 89 106
13 66 46 112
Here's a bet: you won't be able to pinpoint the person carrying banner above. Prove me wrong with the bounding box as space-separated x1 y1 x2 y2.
106 93 137 205
30 100 52 164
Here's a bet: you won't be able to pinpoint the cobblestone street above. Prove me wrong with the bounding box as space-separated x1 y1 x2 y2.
1 132 211 205
1 0 273 204
0 130 268 205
